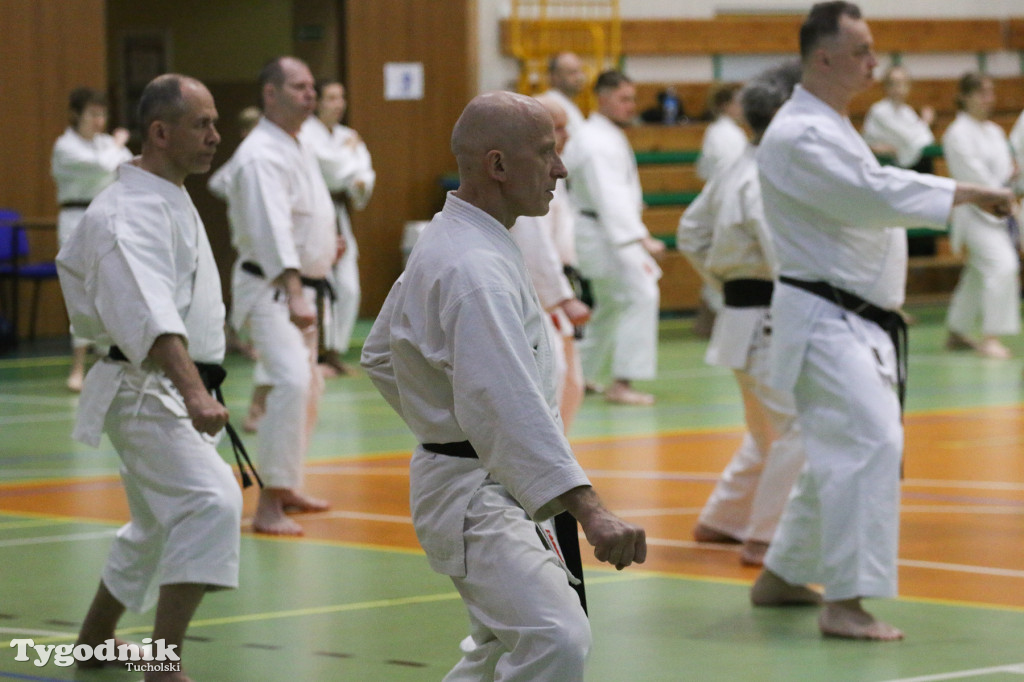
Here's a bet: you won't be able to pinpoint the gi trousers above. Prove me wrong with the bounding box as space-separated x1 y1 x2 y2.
247 288 323 489
444 482 590 682
578 241 660 384
102 382 242 613
947 220 1021 337
764 309 903 601
698 319 804 544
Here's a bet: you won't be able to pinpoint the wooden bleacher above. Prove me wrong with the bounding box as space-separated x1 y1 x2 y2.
502 14 1024 310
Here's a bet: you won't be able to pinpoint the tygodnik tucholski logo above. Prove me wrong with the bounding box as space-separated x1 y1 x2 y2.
9 637 181 672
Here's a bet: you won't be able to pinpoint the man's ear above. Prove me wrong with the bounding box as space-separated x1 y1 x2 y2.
485 149 506 181
148 120 169 149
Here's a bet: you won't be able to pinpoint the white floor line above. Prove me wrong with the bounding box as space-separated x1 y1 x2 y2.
879 662 1024 681
904 478 1024 492
0 627 78 639
0 530 115 549
901 504 1024 514
898 558 1024 579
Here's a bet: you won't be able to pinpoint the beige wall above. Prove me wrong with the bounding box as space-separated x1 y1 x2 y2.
0 0 106 339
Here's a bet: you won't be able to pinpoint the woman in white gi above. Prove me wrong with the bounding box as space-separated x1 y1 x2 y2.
363 92 646 681
677 62 804 568
511 94 590 432
299 80 375 376
50 87 131 391
862 65 935 171
56 75 242 681
942 73 1020 359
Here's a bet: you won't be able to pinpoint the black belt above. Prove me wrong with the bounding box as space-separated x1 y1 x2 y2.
579 210 598 220
779 276 908 410
422 439 588 614
241 261 336 350
240 261 336 301
60 200 91 209
723 279 774 308
108 346 263 489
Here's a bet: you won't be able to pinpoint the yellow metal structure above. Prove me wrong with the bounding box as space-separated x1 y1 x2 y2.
507 0 621 113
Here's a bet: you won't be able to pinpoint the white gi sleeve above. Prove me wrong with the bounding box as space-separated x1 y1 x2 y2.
444 286 590 520
676 184 718 287
773 127 955 230
511 216 574 311
581 145 648 246
232 157 303 281
93 207 189 366
361 277 405 419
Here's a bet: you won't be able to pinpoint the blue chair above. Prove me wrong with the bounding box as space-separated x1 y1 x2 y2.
0 209 60 343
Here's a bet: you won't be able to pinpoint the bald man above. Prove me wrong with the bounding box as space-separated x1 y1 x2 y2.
58 74 241 681
510 94 590 432
362 91 646 681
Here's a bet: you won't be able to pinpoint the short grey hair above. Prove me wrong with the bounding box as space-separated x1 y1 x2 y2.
137 74 188 141
740 60 801 136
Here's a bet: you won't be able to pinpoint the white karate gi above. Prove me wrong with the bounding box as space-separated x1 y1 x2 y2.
51 127 132 245
942 112 1021 338
362 193 593 681
50 128 132 348
299 116 376 355
677 146 804 545
511 181 578 399
56 162 242 613
758 85 956 601
568 112 661 385
696 115 749 182
224 117 336 488
1009 110 1024 196
862 98 935 169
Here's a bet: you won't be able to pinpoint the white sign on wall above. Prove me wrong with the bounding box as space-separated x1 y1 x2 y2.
384 62 425 101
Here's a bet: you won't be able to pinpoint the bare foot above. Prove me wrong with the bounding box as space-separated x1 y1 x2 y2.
819 599 904 641
740 540 769 567
977 337 1011 359
605 381 655 406
75 638 139 669
693 523 741 544
751 569 822 606
253 491 304 536
67 369 84 393
945 331 977 352
278 489 330 514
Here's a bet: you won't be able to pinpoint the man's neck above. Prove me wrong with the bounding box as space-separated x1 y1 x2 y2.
265 113 303 138
135 156 186 187
802 75 853 116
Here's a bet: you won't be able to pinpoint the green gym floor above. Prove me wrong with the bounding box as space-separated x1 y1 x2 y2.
1 305 1023 681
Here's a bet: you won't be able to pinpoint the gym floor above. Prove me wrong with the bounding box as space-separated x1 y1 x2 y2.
1 305 1022 681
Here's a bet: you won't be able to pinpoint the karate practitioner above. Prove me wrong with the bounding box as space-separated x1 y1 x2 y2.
862 66 935 171
50 87 132 391
677 61 804 568
299 79 375 376
56 74 242 682
545 52 588 135
942 73 1020 359
568 70 664 405
361 91 646 681
511 94 590 432
749 2 1015 640
225 56 335 535
696 82 748 182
